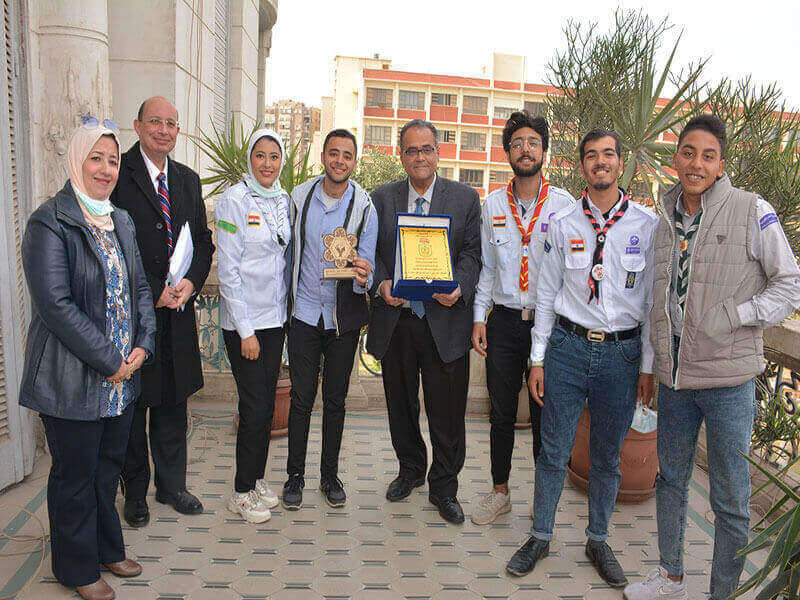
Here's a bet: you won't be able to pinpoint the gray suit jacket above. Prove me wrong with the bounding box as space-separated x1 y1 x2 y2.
366 177 481 363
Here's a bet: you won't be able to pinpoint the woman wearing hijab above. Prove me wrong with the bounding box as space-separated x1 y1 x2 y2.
216 128 291 523
19 121 156 600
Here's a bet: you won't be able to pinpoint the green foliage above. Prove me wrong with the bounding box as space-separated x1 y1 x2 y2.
280 139 317 194
545 9 711 201
195 116 255 198
753 375 800 464
353 146 407 193
732 454 800 599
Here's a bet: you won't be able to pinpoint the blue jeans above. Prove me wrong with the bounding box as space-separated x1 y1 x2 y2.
532 323 640 542
656 377 755 600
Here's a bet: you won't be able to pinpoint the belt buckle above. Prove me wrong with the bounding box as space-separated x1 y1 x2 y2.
587 329 605 342
521 308 534 321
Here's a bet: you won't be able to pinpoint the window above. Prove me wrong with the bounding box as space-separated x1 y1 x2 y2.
399 90 425 111
524 101 546 117
431 92 457 106
439 129 456 143
364 125 392 146
459 169 484 188
439 167 454 179
366 87 392 109
490 170 512 184
492 133 503 148
461 131 486 152
463 95 488 115
493 106 516 120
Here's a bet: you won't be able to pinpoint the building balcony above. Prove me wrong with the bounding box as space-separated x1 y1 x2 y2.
364 106 394 118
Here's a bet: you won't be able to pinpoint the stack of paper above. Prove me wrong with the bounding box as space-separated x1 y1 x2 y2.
168 224 194 310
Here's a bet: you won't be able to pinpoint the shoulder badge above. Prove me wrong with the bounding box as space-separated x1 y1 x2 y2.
217 219 238 234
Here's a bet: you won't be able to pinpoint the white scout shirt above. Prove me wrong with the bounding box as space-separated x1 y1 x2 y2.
474 181 574 321
531 191 658 373
215 181 290 339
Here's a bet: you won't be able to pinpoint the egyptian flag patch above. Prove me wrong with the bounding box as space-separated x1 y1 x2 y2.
570 238 585 253
492 215 506 228
247 214 261 226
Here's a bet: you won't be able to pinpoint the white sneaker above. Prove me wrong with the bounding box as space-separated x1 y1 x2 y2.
470 490 511 525
227 490 271 523
623 567 688 599
255 478 279 508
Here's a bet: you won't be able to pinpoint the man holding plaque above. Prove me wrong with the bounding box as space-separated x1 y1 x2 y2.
367 119 481 524
282 129 377 510
506 129 657 586
470 111 573 526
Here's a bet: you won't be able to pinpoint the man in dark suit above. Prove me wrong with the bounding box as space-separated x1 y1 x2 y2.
367 119 481 524
111 96 214 526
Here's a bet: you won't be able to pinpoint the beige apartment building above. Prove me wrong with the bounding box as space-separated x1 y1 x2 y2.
325 53 560 199
264 99 321 156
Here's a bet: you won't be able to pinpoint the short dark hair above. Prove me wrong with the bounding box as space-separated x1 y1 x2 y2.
323 128 358 155
579 128 621 162
678 114 727 157
502 110 549 153
398 119 438 149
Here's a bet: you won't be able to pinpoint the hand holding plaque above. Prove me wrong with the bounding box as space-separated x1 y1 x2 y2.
323 227 359 279
392 213 458 301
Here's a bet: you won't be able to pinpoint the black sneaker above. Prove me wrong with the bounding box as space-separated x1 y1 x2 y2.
585 540 628 588
281 474 304 510
320 476 347 508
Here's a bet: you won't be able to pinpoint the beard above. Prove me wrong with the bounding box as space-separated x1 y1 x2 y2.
510 156 542 178
324 168 351 184
592 180 613 191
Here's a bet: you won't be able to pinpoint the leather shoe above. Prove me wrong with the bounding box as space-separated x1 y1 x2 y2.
386 475 425 502
506 536 550 576
585 540 628 587
123 499 149 528
76 577 115 600
155 490 203 515
429 494 464 524
102 558 142 578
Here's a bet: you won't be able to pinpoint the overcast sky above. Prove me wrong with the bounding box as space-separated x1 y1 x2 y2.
266 0 800 111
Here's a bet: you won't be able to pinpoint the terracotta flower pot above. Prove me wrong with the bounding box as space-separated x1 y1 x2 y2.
270 377 291 438
566 406 658 504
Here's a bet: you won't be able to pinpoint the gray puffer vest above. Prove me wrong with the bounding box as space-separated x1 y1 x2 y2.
651 174 766 389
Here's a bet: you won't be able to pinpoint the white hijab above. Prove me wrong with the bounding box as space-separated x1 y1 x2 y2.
243 128 289 246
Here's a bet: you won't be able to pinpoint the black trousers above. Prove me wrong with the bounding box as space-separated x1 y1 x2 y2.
42 404 134 587
122 314 187 500
485 306 542 486
224 327 285 493
286 317 360 479
382 311 469 497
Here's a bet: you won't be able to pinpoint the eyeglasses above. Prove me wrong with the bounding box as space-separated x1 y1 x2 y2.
510 137 542 151
144 117 179 131
403 146 437 157
80 115 120 133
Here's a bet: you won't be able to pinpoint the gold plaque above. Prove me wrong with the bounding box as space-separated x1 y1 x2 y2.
323 226 358 279
399 226 453 282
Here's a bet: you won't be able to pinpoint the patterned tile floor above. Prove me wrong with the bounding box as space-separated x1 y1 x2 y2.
0 399 762 599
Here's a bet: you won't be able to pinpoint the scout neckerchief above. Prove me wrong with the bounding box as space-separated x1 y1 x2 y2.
506 176 549 291
582 188 629 304
675 202 703 315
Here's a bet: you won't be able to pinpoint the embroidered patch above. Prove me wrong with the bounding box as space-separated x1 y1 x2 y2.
716 235 726 244
625 246 641 254
625 272 636 288
492 215 506 228
570 238 585 253
216 219 238 234
247 214 261 226
629 235 640 246
541 212 556 233
540 222 548 233
544 240 552 253
759 213 779 230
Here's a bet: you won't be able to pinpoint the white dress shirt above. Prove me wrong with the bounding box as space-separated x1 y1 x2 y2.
474 181 574 321
531 191 658 373
140 147 168 194
669 194 800 331
216 182 290 339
